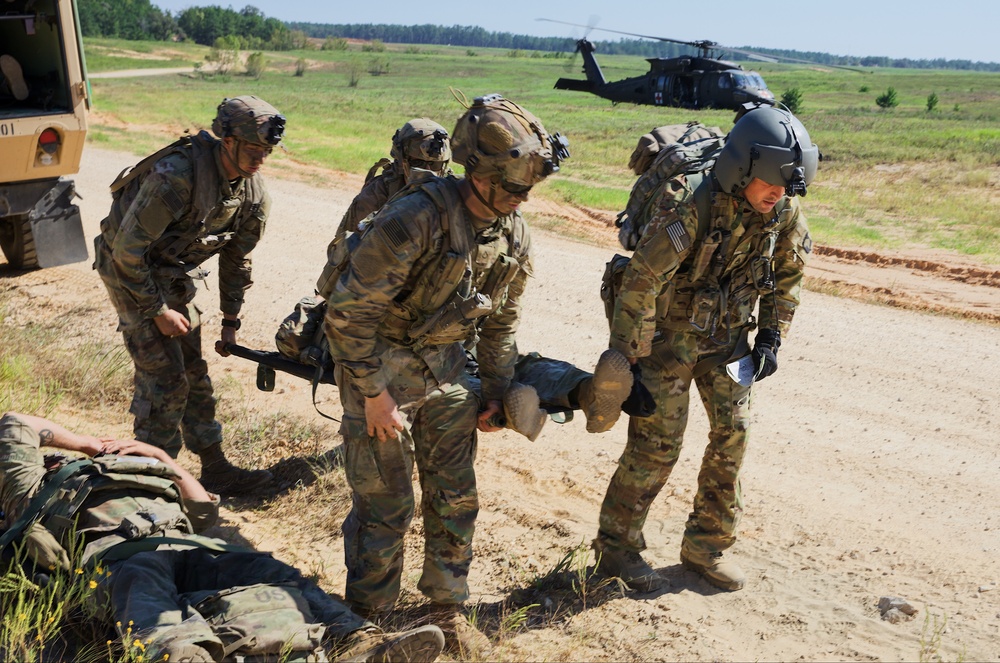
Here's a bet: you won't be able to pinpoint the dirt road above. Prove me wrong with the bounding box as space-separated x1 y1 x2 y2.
6 146 998 661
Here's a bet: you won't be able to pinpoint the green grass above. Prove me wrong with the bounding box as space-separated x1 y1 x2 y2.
82 38 1000 263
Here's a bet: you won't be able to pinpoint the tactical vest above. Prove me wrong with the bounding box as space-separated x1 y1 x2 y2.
656 178 788 344
603 174 787 346
320 176 527 350
99 130 265 271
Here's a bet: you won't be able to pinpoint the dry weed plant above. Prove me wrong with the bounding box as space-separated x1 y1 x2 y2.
919 609 966 663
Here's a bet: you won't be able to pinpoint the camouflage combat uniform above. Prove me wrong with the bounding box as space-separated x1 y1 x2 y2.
93 131 268 458
597 172 811 557
324 175 531 613
335 160 406 237
335 165 591 416
0 413 368 661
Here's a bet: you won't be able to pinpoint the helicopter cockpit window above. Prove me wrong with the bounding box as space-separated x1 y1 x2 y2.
749 73 768 89
718 73 731 89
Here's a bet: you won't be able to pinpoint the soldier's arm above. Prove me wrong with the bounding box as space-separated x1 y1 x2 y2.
337 176 392 237
476 221 532 402
110 155 193 319
759 199 811 335
610 185 697 358
324 198 431 397
8 413 214 506
217 186 269 317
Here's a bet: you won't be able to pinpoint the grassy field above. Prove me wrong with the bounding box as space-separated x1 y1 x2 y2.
84 38 1000 262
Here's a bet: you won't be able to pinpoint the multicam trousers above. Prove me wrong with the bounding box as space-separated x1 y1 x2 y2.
597 328 754 555
335 347 480 613
103 547 369 660
97 259 223 459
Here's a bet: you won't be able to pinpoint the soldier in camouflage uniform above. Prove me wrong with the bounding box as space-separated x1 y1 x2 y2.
93 96 282 496
593 105 817 592
336 118 452 238
0 412 446 662
323 94 570 656
331 122 636 439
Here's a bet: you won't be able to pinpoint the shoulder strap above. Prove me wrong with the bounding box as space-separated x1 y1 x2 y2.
365 157 392 184
109 136 191 195
0 458 93 554
416 176 473 256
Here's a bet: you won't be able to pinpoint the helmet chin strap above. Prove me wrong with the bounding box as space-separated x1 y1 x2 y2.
223 139 255 179
469 177 504 218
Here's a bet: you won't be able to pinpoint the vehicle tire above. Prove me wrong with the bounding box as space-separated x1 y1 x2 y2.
0 214 39 269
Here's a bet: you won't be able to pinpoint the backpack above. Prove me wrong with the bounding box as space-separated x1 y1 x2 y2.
602 123 726 329
615 121 725 251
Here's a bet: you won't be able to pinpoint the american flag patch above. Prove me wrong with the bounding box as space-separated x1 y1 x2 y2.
666 220 691 253
378 216 410 250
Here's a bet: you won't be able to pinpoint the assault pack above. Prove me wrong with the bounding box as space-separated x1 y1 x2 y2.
615 121 724 251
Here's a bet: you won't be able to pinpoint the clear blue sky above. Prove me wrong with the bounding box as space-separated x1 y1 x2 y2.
151 0 999 63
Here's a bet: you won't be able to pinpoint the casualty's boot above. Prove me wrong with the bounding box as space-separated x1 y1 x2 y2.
680 548 746 591
502 382 547 441
198 444 272 496
426 603 492 659
579 348 633 433
338 625 445 662
592 540 666 593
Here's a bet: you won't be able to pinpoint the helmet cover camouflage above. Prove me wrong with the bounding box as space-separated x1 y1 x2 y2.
212 95 286 146
451 94 569 187
390 118 452 171
714 103 818 197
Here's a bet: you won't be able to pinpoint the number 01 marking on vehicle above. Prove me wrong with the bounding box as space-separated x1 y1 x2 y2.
0 122 14 136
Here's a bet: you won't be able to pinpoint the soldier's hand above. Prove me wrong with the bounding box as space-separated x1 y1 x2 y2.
216 326 237 356
622 363 657 417
477 400 504 432
154 309 191 338
365 391 405 442
752 329 781 381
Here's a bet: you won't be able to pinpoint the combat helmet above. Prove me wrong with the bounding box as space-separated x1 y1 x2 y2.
451 94 569 189
390 118 451 174
714 103 818 198
212 95 286 147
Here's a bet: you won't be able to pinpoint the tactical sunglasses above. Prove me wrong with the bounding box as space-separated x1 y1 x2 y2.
500 180 533 195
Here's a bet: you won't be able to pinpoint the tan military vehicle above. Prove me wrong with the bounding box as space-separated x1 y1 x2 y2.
0 0 89 269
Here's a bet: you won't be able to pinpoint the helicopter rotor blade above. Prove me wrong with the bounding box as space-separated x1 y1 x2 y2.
537 18 713 51
720 45 870 73
538 18 870 73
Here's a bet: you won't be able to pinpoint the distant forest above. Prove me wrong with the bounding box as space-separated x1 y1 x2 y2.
76 1 1000 72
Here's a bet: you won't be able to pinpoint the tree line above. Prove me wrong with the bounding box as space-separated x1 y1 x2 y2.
76 1 1000 71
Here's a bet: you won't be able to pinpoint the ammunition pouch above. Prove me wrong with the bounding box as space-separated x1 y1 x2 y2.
600 253 630 329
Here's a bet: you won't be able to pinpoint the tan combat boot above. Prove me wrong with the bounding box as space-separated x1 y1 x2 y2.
338 625 445 662
198 444 272 496
426 603 492 659
680 548 746 591
579 349 633 433
592 541 666 593
502 382 547 441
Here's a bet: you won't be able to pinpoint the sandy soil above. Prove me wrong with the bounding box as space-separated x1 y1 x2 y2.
3 146 998 662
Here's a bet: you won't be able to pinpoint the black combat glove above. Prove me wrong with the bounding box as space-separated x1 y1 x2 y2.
622 363 656 417
751 329 781 382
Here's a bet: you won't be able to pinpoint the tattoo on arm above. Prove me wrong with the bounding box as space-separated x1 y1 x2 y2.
39 429 55 445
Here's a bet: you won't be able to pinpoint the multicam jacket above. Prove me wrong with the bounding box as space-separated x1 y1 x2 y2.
94 131 270 322
325 176 531 402
611 172 811 358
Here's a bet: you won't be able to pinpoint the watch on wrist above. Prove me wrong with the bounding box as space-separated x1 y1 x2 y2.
221 318 241 330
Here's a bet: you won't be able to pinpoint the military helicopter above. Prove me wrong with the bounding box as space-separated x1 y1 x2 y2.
541 19 828 110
